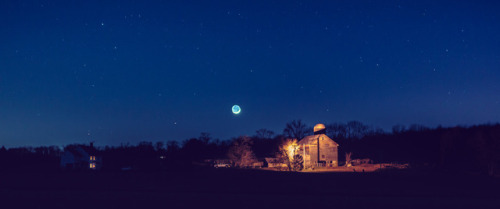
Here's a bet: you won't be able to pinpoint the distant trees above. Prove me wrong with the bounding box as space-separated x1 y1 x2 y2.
227 136 257 167
472 126 500 176
326 121 375 141
255 129 275 139
326 123 348 139
283 120 310 140
166 141 180 154
252 131 281 159
345 121 369 139
392 124 406 134
1 123 499 176
0 146 61 171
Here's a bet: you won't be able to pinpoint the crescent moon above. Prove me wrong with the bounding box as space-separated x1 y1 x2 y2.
232 105 241 114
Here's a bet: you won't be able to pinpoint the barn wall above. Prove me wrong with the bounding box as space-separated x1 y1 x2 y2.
299 134 339 168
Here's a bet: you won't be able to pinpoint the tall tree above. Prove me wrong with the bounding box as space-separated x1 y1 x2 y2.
346 121 369 139
276 139 303 171
255 129 275 139
283 120 309 140
392 124 406 134
227 136 257 167
326 123 347 139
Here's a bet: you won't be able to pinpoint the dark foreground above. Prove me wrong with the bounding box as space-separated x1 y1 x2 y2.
0 169 499 209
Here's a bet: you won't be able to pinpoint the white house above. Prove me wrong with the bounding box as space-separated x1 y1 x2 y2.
60 143 102 170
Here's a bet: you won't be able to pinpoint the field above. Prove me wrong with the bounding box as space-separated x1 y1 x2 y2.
0 168 499 209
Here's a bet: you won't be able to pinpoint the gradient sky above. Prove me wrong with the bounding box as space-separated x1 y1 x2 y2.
1 0 500 147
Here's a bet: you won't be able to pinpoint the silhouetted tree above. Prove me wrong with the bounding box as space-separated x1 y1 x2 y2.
167 141 180 153
155 141 164 151
227 136 257 167
409 124 429 132
473 125 500 176
392 124 406 134
199 132 211 144
283 120 309 140
346 121 369 139
326 123 347 140
255 129 275 139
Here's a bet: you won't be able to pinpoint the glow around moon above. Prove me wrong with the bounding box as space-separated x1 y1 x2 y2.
232 105 241 114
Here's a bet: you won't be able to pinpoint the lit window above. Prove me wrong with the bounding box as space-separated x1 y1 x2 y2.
89 163 96 169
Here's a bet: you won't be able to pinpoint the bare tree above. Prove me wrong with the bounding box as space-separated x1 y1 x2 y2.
198 132 211 144
283 120 309 140
255 129 275 139
227 136 257 168
345 152 352 167
409 124 429 132
346 121 369 139
166 141 180 152
326 123 347 139
392 124 406 134
155 141 164 151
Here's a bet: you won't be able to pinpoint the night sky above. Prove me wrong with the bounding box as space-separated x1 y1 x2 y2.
1 0 500 147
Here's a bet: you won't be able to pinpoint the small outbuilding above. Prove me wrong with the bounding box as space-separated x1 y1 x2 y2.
264 157 286 168
297 124 339 169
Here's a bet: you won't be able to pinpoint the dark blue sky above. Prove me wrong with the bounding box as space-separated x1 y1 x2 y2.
1 0 500 147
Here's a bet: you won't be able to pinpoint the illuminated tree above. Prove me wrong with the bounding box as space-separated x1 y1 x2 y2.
277 139 303 171
345 152 352 167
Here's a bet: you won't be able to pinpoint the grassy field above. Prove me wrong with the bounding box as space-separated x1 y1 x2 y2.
0 168 498 209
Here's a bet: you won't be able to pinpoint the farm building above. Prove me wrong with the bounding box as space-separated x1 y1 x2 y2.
60 143 102 170
297 124 339 169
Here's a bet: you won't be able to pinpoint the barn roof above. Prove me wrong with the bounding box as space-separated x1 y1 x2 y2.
297 134 339 146
64 144 98 157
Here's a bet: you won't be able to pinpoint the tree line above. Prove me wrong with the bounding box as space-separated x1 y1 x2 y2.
1 120 499 176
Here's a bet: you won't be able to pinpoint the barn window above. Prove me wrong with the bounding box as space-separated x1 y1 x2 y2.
305 146 309 155
321 155 325 159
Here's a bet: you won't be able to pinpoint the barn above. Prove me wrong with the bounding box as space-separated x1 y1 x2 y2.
297 124 339 169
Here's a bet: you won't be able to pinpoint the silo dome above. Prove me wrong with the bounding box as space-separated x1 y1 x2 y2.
313 123 326 134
